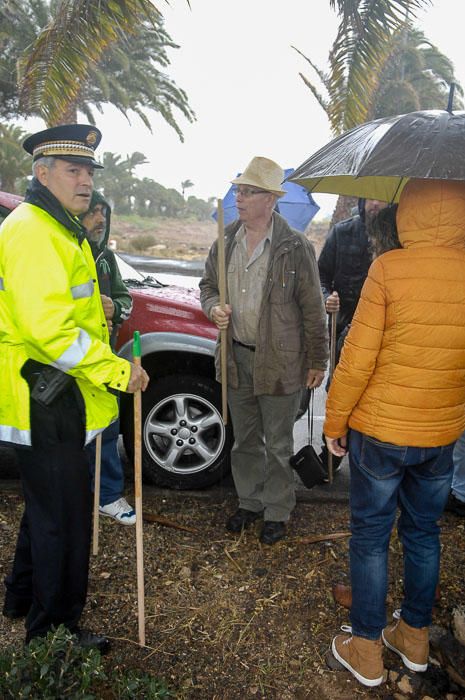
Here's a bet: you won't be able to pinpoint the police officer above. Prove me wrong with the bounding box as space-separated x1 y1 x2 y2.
0 124 149 650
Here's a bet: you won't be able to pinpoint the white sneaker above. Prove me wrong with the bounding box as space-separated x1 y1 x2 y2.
99 497 136 525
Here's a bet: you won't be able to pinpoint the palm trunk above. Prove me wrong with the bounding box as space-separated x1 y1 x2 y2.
330 195 359 227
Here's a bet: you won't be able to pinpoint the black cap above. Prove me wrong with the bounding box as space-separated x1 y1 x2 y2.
23 124 103 169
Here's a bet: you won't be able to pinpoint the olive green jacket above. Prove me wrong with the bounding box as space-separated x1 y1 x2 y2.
199 213 328 395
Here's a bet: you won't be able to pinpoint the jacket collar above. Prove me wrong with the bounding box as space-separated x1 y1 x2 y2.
225 212 297 252
25 177 88 245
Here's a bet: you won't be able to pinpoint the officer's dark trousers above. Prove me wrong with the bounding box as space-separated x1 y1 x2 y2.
4 384 92 642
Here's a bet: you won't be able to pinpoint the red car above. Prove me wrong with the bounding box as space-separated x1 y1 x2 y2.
0 190 232 490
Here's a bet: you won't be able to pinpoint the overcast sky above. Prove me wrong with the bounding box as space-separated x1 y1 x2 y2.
20 0 465 219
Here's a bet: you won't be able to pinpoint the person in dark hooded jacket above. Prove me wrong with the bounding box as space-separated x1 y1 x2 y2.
318 199 387 345
81 191 135 525
317 199 387 472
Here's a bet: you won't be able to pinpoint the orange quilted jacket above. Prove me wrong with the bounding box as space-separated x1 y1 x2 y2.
324 179 465 447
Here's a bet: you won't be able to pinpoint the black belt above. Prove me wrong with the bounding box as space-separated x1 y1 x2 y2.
233 339 256 352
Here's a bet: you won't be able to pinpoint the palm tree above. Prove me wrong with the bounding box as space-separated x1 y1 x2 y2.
181 179 194 198
0 124 31 192
296 0 435 135
295 2 462 220
372 28 463 117
76 21 194 140
95 152 136 214
0 0 194 137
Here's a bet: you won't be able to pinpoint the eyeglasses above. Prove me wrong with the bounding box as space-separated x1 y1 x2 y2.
234 187 270 198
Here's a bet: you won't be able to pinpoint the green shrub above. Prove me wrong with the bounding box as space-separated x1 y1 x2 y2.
0 626 103 699
111 669 172 699
130 233 157 252
0 625 172 699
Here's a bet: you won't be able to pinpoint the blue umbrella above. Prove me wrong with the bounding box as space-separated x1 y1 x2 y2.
212 168 320 232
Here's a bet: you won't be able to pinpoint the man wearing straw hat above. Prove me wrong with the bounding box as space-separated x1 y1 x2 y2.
0 124 149 650
200 156 328 544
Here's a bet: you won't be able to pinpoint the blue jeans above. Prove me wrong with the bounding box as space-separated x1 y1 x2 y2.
452 430 465 502
86 418 124 506
349 429 454 640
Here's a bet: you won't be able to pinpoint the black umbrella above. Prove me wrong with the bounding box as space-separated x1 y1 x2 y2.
289 90 465 202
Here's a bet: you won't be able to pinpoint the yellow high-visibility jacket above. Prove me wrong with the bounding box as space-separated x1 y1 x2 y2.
0 202 131 447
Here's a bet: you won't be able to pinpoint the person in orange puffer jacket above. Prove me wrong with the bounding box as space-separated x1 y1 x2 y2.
324 179 465 688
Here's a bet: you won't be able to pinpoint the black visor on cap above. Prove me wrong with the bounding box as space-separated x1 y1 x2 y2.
50 154 104 169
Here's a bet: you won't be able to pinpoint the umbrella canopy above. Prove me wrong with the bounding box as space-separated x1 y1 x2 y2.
289 109 465 202
212 168 320 232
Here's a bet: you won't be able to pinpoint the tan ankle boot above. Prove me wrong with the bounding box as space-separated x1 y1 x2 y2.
382 617 429 672
332 633 384 687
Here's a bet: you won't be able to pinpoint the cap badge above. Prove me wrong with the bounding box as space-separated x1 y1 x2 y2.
86 130 98 146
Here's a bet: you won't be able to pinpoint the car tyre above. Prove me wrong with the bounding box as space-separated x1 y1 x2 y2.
122 374 233 490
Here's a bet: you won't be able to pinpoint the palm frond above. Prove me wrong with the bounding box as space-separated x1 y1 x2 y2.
301 0 433 134
18 0 164 125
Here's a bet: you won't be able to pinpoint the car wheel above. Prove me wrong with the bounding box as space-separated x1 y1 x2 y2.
122 374 233 489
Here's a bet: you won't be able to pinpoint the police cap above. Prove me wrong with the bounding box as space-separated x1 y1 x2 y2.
23 124 104 169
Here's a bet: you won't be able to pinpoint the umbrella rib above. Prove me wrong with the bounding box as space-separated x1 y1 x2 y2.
390 177 407 204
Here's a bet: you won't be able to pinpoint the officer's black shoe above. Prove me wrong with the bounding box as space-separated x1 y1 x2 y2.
226 508 262 533
73 628 111 654
260 521 286 545
444 493 465 517
2 594 31 619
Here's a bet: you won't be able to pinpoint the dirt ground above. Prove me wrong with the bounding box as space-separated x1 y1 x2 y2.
110 217 329 261
1 485 465 699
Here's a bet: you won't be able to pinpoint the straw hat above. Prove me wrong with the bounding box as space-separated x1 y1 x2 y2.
231 156 286 197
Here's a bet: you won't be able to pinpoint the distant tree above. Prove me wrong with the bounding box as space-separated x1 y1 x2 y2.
95 152 147 214
181 179 194 198
185 195 214 221
0 123 30 192
133 178 159 217
0 0 194 137
160 188 186 218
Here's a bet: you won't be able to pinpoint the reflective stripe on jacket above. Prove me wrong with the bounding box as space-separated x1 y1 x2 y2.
0 202 130 446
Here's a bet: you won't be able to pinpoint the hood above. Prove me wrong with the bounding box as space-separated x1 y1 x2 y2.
79 189 111 253
397 179 465 250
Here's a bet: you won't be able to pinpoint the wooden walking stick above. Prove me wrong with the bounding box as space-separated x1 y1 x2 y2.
328 311 338 485
133 330 146 646
92 432 102 556
217 198 228 424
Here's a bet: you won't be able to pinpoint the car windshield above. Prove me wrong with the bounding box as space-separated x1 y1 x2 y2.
115 253 146 283
116 253 201 290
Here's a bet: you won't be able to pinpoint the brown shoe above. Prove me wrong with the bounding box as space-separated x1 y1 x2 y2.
331 632 384 687
382 617 429 672
332 583 352 609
